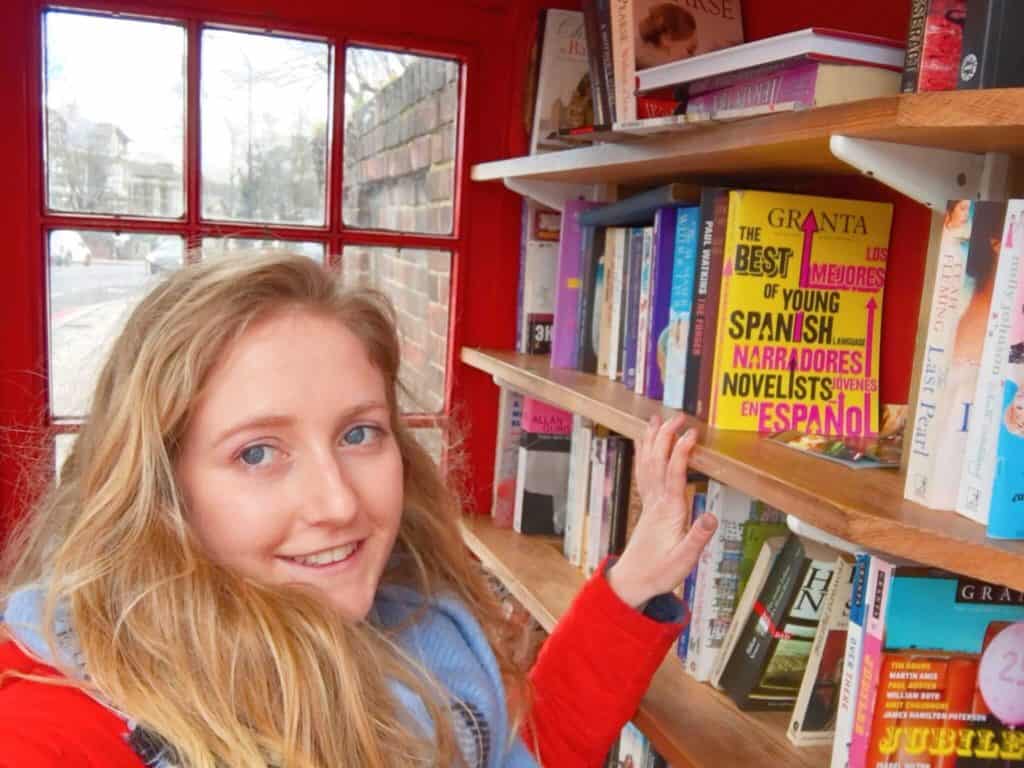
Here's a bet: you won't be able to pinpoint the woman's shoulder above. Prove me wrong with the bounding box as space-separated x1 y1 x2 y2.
0 639 143 768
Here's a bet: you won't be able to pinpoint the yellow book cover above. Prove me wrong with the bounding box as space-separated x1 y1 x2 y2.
708 190 894 435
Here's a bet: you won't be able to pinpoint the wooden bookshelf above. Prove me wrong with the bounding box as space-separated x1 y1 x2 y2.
462 347 1024 593
471 90 1024 188
461 514 832 768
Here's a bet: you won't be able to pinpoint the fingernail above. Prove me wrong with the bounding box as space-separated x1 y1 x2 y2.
700 514 717 530
683 428 697 444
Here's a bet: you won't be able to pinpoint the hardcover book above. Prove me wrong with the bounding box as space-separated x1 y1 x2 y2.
530 9 593 154
956 0 1024 90
663 205 700 409
718 535 840 710
552 199 602 369
901 0 967 93
707 190 894 434
958 200 1024 524
788 556 855 746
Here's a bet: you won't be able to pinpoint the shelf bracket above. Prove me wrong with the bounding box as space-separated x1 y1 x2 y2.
830 135 1010 210
502 178 601 212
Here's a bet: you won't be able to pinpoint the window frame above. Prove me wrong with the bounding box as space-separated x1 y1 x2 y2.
36 2 472 440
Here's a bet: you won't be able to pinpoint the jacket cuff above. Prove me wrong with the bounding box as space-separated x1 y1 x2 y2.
589 555 688 638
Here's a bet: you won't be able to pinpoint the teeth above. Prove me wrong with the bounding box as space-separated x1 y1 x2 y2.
289 542 358 567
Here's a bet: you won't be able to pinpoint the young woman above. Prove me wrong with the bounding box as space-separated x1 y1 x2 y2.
0 253 716 767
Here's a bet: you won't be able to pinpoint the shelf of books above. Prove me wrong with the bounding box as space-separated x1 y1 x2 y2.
472 89 1024 189
460 514 833 768
463 347 1024 593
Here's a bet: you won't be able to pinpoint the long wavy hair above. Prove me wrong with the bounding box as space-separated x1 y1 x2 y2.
1 252 526 767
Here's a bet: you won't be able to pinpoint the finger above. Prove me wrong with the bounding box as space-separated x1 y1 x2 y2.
652 413 687 469
670 513 718 580
665 429 697 503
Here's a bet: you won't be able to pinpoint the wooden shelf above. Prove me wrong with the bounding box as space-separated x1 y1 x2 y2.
461 515 832 768
462 347 1024 592
471 90 1024 188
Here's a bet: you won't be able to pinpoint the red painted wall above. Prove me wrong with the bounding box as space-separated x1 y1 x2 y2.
0 0 928 540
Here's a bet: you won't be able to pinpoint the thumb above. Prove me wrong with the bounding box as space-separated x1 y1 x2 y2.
671 513 718 580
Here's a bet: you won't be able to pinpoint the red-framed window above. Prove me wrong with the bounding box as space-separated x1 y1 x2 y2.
36 3 474 471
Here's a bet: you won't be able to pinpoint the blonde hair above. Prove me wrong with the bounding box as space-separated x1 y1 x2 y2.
1 252 526 767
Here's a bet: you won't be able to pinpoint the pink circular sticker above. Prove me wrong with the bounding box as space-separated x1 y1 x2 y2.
978 622 1024 726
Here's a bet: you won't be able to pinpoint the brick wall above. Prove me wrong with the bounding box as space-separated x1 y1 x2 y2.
341 57 457 445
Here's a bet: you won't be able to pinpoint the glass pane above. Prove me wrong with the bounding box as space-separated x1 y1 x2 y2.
201 237 324 263
340 246 450 413
44 12 186 218
201 29 330 226
49 231 185 418
343 47 459 235
412 426 444 467
55 433 77 479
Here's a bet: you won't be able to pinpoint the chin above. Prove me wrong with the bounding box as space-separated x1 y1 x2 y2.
327 588 376 622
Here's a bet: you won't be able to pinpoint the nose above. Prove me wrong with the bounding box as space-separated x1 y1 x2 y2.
298 445 361 527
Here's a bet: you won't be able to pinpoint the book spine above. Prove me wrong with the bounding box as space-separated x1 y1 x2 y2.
608 437 633 555
685 190 719 413
697 192 730 421
830 553 871 768
663 206 701 409
719 534 806 708
901 0 931 92
677 491 707 663
957 200 1023 523
552 200 600 369
848 557 896 768
609 0 636 124
586 434 608 577
581 0 608 127
634 228 655 395
686 60 820 117
906 0 967 92
598 228 617 377
519 237 560 355
644 207 679 401
521 396 574 434
595 0 616 124
577 226 605 374
564 415 593 564
622 227 644 389
491 388 524 528
608 228 628 381
988 377 1024 539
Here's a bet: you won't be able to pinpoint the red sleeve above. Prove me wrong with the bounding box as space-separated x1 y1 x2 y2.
520 558 686 768
0 641 143 768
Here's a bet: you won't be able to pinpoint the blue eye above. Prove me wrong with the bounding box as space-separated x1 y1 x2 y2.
342 425 379 446
240 444 275 466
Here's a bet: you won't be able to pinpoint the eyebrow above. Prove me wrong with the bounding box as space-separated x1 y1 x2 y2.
212 400 390 448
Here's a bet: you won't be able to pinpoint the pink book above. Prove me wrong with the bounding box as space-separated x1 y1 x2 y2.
521 396 573 435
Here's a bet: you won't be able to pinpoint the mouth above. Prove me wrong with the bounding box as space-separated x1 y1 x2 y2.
280 540 362 569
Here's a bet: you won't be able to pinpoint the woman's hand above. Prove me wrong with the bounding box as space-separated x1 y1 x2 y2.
607 413 718 610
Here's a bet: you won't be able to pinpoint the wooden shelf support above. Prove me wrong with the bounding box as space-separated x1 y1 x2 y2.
829 136 1011 209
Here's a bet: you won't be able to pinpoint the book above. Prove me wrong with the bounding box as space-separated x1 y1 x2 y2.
685 480 787 682
719 535 840 710
578 225 607 374
637 27 904 94
644 206 679 401
956 0 1024 90
662 205 700 409
610 0 744 124
788 555 855 746
552 199 602 369
905 200 1006 510
830 552 872 768
586 432 610 576
513 397 573 536
519 234 560 356
901 0 967 93
607 436 634 557
578 182 699 228
861 568 1024 768
989 376 1024 539
710 534 787 690
564 415 594 565
677 485 707 664
694 190 730 420
634 227 654 395
958 200 1024 524
607 227 629 381
683 189 724 413
581 0 611 128
684 59 899 119
621 227 644 390
491 388 524 528
770 403 907 470
707 189 894 434
598 227 624 377
530 9 593 154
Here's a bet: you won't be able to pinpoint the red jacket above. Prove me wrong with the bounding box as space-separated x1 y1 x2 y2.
0 564 683 767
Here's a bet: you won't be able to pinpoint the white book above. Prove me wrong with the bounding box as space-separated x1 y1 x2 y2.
491 388 524 528
585 435 609 577
608 228 628 381
637 27 905 93
634 227 654 395
564 415 594 566
958 200 1024 524
529 9 590 155
519 237 560 355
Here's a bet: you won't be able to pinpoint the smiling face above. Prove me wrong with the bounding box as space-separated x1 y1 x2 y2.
176 307 404 620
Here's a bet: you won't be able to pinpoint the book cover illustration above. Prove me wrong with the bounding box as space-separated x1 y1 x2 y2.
959 201 1024 524
530 9 593 154
771 403 907 470
513 398 573 536
789 556 855 746
863 569 1024 768
632 0 744 71
708 190 894 435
